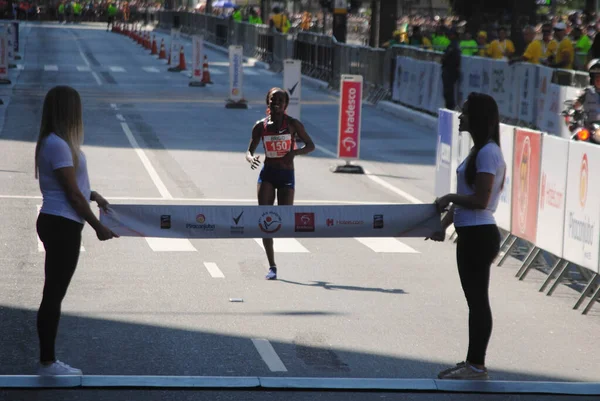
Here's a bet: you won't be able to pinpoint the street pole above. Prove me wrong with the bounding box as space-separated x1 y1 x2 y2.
332 0 348 43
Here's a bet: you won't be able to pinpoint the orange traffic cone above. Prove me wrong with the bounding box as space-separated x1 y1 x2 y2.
169 46 186 72
158 39 166 60
151 35 157 55
201 55 212 84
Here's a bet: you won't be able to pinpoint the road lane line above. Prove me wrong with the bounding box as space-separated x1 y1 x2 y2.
44 65 58 71
120 122 173 199
354 237 418 253
116 114 125 121
254 238 309 253
314 145 423 204
251 339 287 372
203 262 225 278
145 238 196 252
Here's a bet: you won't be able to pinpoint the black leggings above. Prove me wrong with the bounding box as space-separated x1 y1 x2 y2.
455 224 501 366
36 213 83 363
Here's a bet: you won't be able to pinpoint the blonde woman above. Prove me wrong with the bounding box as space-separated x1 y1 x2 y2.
34 86 118 376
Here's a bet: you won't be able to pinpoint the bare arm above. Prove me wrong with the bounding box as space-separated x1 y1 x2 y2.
444 173 496 210
245 122 263 169
54 167 114 240
290 118 315 156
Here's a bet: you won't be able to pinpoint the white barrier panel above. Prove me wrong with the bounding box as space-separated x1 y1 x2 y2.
434 109 458 196
536 66 554 130
229 45 244 102
489 60 512 119
408 59 419 106
191 35 204 83
428 63 443 113
100 204 442 239
392 56 409 103
541 83 561 134
416 60 429 110
169 28 180 67
510 129 542 244
12 21 18 54
5 24 13 65
515 63 537 125
283 59 302 120
536 135 569 258
562 141 600 273
466 57 484 96
0 29 8 82
558 86 581 139
495 124 515 232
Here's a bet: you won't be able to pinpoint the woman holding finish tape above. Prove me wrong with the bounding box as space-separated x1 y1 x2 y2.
426 92 506 380
245 87 315 280
35 86 118 375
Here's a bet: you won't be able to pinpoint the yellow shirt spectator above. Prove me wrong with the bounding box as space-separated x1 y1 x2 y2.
555 37 574 70
487 39 515 59
478 44 489 57
522 39 557 64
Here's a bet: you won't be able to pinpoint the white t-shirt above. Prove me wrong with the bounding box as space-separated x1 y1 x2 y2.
38 133 91 224
453 142 506 227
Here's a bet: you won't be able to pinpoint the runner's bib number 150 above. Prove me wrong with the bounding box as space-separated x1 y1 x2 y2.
263 134 292 158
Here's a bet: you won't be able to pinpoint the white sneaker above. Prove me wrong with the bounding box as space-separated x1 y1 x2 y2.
38 360 82 376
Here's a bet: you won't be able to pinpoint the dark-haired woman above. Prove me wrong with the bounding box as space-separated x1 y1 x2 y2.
427 92 506 380
246 87 315 280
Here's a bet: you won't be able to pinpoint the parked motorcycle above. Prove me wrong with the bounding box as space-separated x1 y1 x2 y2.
562 100 600 144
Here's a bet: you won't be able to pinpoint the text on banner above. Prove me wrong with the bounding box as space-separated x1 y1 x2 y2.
337 75 363 160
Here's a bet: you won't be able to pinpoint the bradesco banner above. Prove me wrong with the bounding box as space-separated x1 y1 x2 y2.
229 45 244 102
191 35 203 82
100 204 442 239
337 74 362 160
535 135 569 258
494 124 515 232
169 28 180 66
511 129 542 244
562 141 600 273
283 59 302 120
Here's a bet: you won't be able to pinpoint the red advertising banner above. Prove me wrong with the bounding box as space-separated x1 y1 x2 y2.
511 129 542 243
337 75 362 160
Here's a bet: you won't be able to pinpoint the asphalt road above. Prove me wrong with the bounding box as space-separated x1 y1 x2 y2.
0 21 598 400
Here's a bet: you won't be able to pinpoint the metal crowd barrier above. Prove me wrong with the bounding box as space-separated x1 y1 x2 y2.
155 11 591 106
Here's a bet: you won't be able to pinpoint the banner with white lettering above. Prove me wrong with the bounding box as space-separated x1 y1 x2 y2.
536 66 554 130
228 45 244 102
408 59 419 106
495 124 515 231
489 60 512 119
416 60 429 110
337 74 362 160
283 59 302 120
169 28 180 67
536 135 569 258
428 63 444 113
458 55 470 107
479 58 491 96
191 35 204 83
562 141 600 273
100 204 442 239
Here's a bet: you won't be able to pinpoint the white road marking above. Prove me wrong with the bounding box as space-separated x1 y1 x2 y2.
109 66 126 72
44 65 58 71
91 72 102 86
206 68 224 75
16 64 24 70
251 339 287 372
120 122 173 199
314 144 423 204
254 238 309 253
145 238 196 252
36 205 85 252
354 237 418 253
203 262 225 278
110 103 118 110
243 69 258 76
116 114 126 121
143 67 160 73
76 65 91 71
